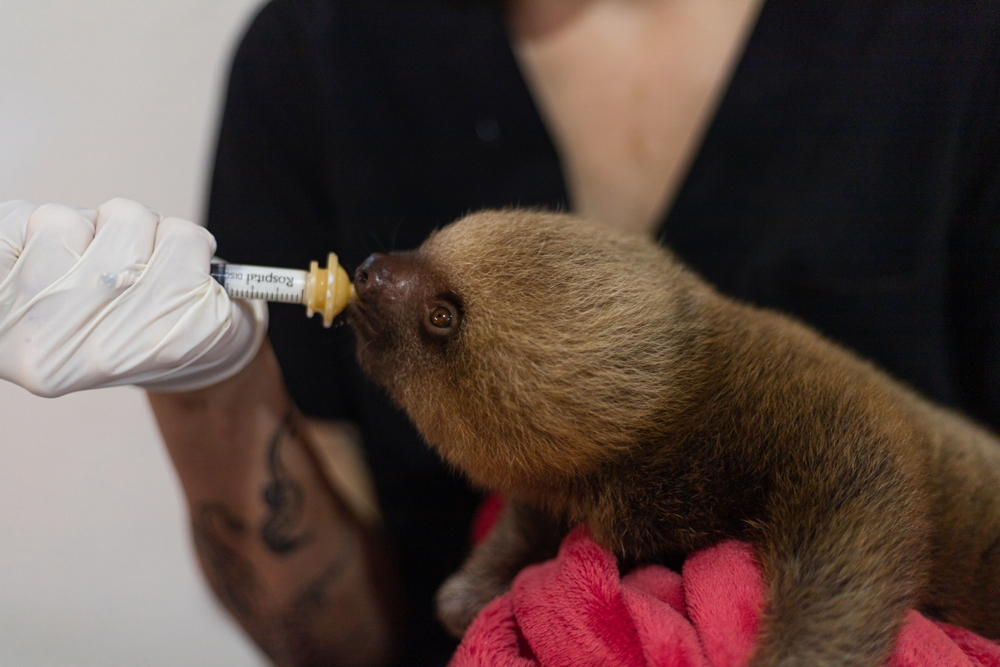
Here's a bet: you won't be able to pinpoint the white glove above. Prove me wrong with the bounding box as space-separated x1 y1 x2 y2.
0 198 267 397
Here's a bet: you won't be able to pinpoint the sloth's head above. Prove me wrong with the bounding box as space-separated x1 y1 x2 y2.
348 210 706 496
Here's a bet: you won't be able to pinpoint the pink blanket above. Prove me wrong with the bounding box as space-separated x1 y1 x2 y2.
450 526 1000 667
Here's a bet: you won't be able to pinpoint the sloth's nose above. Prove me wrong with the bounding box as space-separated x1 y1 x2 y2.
354 253 416 302
353 253 386 301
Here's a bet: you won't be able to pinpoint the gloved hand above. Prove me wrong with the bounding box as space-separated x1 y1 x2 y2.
0 198 267 397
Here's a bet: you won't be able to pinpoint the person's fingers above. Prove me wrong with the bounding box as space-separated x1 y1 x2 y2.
92 198 161 271
0 201 37 283
108 218 227 389
146 216 217 285
16 204 96 300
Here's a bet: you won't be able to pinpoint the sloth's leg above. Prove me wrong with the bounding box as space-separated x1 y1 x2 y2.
748 457 929 667
436 499 566 637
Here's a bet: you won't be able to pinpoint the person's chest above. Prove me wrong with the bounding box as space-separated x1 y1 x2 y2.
509 0 763 236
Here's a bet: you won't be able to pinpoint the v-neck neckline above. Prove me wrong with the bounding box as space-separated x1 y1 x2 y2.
472 0 773 239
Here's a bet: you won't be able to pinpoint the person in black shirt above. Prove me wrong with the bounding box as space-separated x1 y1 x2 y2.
148 1 1000 665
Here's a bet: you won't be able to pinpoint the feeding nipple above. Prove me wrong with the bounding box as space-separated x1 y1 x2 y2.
305 252 354 327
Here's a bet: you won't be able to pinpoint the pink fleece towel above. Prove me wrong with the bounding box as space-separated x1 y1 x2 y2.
450 526 1000 667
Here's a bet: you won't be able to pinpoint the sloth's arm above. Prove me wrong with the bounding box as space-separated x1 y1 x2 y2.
436 499 566 636
749 437 928 667
147 340 397 667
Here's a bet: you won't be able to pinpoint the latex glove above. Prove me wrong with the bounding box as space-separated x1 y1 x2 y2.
0 198 267 397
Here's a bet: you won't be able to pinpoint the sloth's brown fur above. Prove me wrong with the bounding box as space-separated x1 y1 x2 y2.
349 210 1000 667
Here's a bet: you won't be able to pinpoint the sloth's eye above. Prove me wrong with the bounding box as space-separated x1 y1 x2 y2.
424 300 460 338
423 295 461 339
429 306 453 328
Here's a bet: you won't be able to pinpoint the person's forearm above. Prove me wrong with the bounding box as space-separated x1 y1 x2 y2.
148 341 395 666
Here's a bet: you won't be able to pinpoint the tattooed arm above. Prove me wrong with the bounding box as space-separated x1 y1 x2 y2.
148 339 396 666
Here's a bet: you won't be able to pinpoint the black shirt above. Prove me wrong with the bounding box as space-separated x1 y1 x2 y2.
207 1 1000 663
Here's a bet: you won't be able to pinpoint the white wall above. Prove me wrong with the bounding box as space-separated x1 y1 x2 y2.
0 2 270 665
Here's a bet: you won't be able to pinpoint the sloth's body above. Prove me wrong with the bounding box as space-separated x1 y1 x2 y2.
348 210 1000 667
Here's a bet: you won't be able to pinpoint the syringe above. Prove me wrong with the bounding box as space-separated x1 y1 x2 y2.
210 253 355 327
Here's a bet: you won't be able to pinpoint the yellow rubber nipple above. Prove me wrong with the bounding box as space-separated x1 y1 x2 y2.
305 252 354 327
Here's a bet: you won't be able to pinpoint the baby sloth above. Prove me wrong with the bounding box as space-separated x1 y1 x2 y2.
348 210 1000 667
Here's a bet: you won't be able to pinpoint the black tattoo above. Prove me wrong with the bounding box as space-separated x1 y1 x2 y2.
292 551 351 616
192 503 261 620
260 413 315 555
281 553 356 662
191 414 375 663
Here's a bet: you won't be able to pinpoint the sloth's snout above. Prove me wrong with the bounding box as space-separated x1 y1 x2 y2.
353 253 388 302
350 252 424 346
354 252 423 303
349 254 395 343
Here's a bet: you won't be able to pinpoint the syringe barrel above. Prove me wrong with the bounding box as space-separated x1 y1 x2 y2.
210 262 308 304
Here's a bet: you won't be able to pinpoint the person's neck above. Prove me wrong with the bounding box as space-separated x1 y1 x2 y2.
506 0 648 39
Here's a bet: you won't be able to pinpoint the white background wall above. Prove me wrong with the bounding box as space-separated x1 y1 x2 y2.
0 2 271 665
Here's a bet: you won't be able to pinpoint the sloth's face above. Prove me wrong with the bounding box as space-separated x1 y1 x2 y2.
347 210 695 494
348 247 501 485
348 250 463 387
